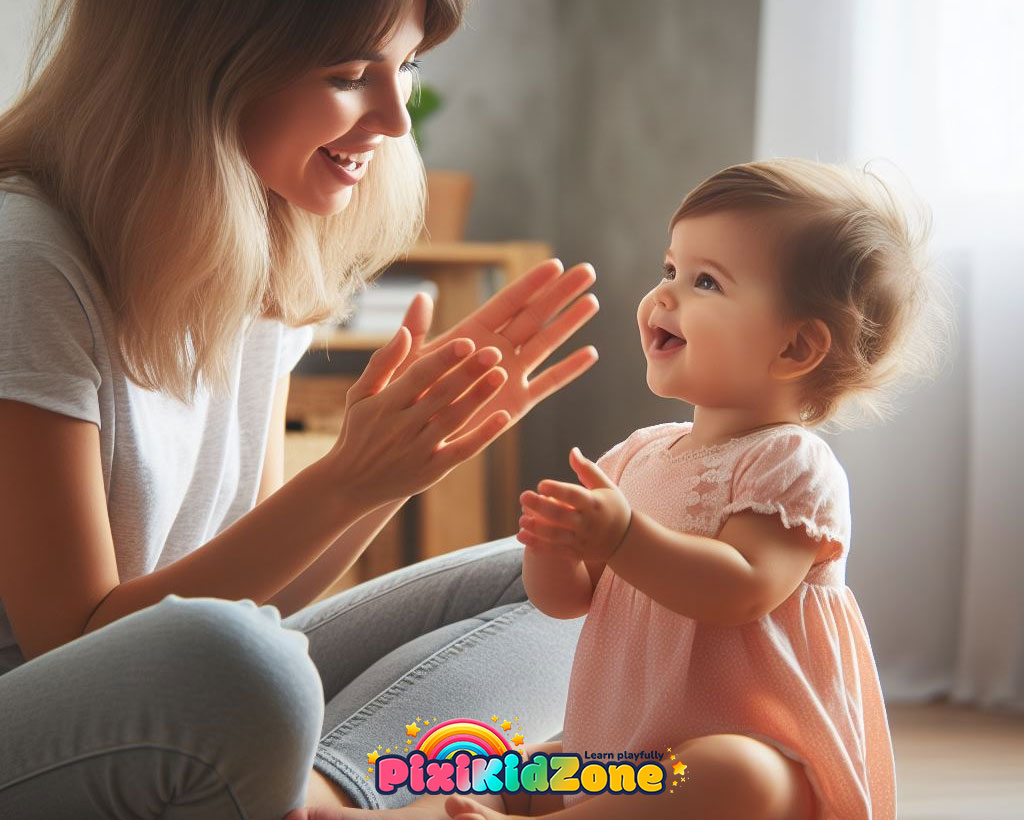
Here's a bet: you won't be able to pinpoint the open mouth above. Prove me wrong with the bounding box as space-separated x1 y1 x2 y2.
652 326 686 351
318 146 363 172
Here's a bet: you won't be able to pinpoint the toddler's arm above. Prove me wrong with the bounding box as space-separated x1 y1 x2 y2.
522 541 602 619
523 449 822 627
607 507 822 626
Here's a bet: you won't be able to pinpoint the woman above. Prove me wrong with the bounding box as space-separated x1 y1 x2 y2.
0 0 598 816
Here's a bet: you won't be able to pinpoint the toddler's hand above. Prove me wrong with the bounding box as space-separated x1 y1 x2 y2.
517 447 631 563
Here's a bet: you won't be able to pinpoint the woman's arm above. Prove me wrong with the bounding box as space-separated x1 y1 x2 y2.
265 496 407 617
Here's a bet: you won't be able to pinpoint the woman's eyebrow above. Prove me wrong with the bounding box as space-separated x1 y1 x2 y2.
329 51 385 66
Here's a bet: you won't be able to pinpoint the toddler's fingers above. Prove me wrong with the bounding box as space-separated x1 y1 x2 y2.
521 491 582 528
537 479 591 510
519 514 574 544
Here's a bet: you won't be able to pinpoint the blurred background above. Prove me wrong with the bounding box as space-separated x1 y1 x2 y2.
2 1 1021 816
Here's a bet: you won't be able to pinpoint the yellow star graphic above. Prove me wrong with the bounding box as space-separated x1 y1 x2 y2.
511 733 525 746
423 720 429 725
406 723 421 737
672 762 687 776
385 748 392 754
672 781 678 787
670 754 676 760
667 747 672 752
492 715 499 722
367 751 380 765
501 720 512 731
367 768 373 773
378 745 383 750
406 739 413 745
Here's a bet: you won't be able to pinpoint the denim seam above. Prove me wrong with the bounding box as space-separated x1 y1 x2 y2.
0 743 248 818
314 602 536 809
319 601 535 745
313 749 382 809
299 544 522 636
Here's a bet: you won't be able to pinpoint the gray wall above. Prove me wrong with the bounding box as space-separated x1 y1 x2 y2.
420 0 761 490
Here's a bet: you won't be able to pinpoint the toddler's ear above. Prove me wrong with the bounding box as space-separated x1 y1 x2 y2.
772 318 831 381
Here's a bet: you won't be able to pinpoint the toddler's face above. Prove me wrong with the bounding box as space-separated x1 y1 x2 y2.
637 210 794 408
239 0 425 216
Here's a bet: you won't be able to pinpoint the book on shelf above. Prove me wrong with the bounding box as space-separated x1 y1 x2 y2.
337 276 440 335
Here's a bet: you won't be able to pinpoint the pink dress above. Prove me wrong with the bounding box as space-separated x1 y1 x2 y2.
560 422 896 820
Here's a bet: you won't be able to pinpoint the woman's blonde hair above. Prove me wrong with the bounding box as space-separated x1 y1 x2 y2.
671 158 955 427
0 0 464 402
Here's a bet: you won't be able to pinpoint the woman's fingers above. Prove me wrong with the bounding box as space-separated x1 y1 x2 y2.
523 345 600 408
346 326 412 404
518 292 599 372
421 364 508 437
500 263 597 349
434 410 511 469
391 337 487 406
409 346 503 422
471 258 564 331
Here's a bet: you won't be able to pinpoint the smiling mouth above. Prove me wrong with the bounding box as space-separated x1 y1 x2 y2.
318 146 363 172
652 326 686 351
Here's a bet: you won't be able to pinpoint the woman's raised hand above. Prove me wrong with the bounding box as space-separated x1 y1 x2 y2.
393 259 599 430
322 326 511 513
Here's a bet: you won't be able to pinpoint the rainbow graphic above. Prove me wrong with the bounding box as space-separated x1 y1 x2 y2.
414 718 513 760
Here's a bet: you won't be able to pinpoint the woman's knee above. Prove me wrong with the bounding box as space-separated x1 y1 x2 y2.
143 595 324 757
670 734 813 820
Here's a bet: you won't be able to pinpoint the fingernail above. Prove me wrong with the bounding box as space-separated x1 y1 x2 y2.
454 339 473 358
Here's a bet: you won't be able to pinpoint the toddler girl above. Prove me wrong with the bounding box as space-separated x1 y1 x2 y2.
440 158 951 820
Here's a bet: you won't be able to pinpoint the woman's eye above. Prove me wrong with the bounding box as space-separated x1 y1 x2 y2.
330 60 419 92
694 272 720 291
330 75 367 91
661 264 676 281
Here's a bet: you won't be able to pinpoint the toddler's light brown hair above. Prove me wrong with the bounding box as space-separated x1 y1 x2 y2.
671 158 954 427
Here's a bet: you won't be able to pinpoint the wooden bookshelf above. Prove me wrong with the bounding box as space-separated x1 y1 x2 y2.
284 240 553 599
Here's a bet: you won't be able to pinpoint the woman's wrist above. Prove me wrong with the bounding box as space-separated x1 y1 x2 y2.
307 452 387 525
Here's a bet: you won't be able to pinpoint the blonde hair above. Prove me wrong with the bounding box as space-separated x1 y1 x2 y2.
0 0 464 403
671 158 955 428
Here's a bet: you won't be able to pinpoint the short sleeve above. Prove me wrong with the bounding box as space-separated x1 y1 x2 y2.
277 323 314 379
0 244 102 426
723 429 851 553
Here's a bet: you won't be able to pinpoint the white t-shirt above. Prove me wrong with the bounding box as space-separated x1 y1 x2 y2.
0 177 315 671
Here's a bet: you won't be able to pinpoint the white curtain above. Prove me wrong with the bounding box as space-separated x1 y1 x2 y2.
756 0 1024 710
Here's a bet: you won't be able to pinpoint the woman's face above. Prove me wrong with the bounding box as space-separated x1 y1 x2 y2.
240 0 426 216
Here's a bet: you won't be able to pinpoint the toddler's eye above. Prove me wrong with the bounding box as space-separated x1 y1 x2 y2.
694 272 721 291
661 263 676 281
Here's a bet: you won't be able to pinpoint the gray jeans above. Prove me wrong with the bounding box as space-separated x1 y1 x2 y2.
0 537 584 818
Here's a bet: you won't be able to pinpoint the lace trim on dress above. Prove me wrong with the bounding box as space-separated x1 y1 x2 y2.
721 499 847 548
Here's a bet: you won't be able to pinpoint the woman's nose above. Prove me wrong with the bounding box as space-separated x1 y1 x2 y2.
360 75 413 138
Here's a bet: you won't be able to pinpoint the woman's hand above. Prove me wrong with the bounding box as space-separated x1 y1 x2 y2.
393 259 599 431
322 326 511 513
517 448 631 563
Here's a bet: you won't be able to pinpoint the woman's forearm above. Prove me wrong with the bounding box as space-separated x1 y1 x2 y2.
82 457 372 634
265 495 409 617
